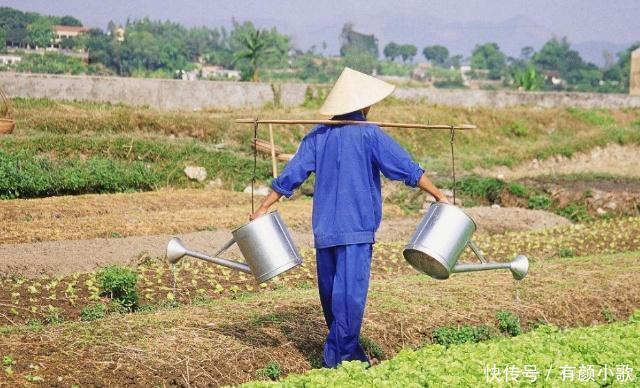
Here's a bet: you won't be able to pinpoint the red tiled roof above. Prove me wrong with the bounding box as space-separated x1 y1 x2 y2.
54 25 90 33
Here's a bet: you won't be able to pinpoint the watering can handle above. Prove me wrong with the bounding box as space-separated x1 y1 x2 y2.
467 240 487 264
212 237 236 257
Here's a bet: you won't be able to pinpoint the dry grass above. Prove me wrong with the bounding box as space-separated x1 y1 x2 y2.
0 251 638 386
10 98 640 175
0 188 404 244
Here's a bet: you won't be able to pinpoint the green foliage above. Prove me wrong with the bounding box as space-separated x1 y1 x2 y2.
26 17 54 48
245 321 640 387
359 336 385 359
43 305 63 324
342 47 378 74
501 121 529 137
427 66 465 88
558 247 575 258
15 53 87 75
97 265 139 311
496 310 522 337
59 15 82 27
432 325 493 347
527 194 552 209
422 45 449 66
0 132 274 198
470 42 506 80
602 307 616 323
454 176 505 204
533 37 595 88
512 65 541 91
80 303 107 321
556 202 592 222
507 182 527 198
230 21 289 82
377 60 412 77
0 150 158 199
566 107 615 126
383 42 416 63
256 361 281 381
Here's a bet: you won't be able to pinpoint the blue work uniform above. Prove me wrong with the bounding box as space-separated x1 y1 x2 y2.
271 110 424 368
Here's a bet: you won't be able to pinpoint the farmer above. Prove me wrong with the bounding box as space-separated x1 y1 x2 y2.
250 67 449 368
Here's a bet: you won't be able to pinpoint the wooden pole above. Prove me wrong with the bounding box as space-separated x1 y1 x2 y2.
236 118 476 130
268 123 278 178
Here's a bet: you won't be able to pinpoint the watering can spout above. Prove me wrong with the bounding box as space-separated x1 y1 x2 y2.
165 237 252 274
452 255 529 280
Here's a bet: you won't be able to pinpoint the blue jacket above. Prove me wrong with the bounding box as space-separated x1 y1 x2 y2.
272 111 424 248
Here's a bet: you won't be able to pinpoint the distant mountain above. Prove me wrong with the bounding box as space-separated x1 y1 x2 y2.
280 11 632 68
572 41 634 67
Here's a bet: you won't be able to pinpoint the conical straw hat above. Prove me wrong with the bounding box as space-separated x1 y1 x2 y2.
319 67 395 116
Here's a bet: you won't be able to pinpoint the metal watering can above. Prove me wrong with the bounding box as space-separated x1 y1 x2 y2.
403 202 529 280
166 211 303 283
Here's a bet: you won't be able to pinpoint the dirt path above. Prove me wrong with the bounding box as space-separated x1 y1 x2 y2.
0 252 638 387
476 144 640 179
0 201 570 277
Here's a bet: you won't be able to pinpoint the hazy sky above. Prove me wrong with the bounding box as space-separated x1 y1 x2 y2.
3 0 639 59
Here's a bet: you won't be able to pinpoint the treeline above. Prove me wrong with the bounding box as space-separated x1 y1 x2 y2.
0 6 638 92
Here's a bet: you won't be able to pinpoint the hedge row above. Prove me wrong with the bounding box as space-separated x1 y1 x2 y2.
246 311 640 387
0 150 158 199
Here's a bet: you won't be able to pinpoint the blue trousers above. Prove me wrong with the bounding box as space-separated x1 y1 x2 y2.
316 243 372 368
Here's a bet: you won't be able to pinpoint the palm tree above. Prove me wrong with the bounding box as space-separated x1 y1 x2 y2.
234 29 269 82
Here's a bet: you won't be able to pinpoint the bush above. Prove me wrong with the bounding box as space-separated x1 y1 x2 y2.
432 325 493 347
556 202 592 222
496 310 521 337
97 266 139 311
0 150 158 199
501 121 529 137
80 303 107 321
256 361 281 381
527 194 552 209
506 182 527 197
454 177 505 204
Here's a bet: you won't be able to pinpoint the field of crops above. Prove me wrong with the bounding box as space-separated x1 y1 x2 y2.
2 216 639 325
246 314 640 387
1 98 639 386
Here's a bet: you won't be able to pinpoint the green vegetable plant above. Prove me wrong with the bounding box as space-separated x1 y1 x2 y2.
80 303 107 321
496 310 522 337
432 325 493 347
97 265 139 311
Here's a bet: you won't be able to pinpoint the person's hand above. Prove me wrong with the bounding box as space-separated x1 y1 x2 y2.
249 206 268 221
437 195 450 204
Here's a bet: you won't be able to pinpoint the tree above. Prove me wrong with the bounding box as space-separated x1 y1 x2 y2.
532 37 600 87
398 44 417 63
0 28 6 52
383 42 401 61
233 27 270 81
422 45 449 66
513 65 541 91
340 23 378 57
449 54 463 69
470 42 506 80
342 47 378 74
59 15 82 27
520 46 534 60
26 17 54 48
603 42 640 91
